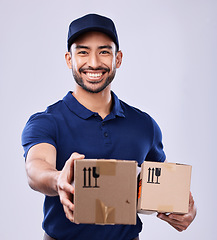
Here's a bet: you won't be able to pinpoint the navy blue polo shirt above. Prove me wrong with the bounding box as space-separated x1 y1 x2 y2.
22 91 166 240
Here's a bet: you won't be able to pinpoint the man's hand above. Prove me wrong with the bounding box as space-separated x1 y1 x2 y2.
157 192 197 232
57 152 85 222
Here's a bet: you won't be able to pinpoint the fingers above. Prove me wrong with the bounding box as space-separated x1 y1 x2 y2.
58 180 75 194
159 215 186 232
60 192 75 222
63 152 85 172
64 205 75 222
64 153 83 170
157 212 192 232
58 183 75 222
189 192 195 208
69 152 85 161
168 222 186 232
64 152 85 176
60 195 74 211
157 213 182 231
167 213 185 222
57 152 85 222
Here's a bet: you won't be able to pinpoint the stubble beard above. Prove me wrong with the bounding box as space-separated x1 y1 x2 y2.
72 67 116 94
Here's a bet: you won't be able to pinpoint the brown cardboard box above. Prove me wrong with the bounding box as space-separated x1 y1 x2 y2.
74 159 138 225
137 161 192 214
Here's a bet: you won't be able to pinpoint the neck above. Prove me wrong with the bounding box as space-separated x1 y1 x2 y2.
72 86 112 119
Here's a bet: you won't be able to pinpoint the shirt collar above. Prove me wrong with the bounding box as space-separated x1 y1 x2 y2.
110 91 125 118
63 91 125 120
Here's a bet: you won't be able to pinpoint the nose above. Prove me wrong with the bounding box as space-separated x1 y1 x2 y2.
87 52 101 68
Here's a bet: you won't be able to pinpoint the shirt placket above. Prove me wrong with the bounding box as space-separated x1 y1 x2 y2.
101 121 112 144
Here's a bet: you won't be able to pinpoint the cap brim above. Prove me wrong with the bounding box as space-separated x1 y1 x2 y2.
67 27 119 51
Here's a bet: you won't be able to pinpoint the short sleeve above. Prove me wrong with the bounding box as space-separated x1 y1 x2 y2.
145 117 166 162
21 112 57 159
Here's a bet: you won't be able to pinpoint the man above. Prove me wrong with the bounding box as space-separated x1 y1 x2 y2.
22 14 196 240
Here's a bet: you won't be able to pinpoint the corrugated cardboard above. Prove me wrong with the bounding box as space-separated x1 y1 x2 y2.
74 159 137 225
137 161 192 214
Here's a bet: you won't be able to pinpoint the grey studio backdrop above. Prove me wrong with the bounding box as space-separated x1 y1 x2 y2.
0 0 216 239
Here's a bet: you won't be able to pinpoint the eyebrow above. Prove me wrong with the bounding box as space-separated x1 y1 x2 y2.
75 45 90 50
75 45 112 50
98 45 112 50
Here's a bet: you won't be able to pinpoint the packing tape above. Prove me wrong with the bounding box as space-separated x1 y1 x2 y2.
157 205 174 213
163 163 176 172
96 160 116 176
95 199 115 224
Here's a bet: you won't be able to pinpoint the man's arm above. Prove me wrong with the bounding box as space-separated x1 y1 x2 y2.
157 192 197 231
25 143 85 222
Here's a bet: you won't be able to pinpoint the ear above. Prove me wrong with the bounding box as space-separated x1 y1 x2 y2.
115 50 123 69
65 52 72 69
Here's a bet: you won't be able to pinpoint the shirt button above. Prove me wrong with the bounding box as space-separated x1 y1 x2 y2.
94 113 98 117
104 132 108 137
102 122 105 126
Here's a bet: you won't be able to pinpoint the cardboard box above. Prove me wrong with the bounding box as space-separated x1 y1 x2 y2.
74 159 138 225
137 161 192 214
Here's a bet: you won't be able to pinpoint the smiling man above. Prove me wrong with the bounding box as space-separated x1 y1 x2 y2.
22 14 196 240
68 32 120 94
65 30 122 119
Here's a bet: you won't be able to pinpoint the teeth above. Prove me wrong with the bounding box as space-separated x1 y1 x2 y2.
86 72 103 78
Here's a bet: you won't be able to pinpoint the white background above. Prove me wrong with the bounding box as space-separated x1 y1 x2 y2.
0 0 216 239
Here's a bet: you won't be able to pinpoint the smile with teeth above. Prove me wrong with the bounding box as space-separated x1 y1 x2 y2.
83 71 107 82
86 72 103 78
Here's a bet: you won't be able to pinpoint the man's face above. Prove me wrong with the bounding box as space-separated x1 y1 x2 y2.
66 31 122 93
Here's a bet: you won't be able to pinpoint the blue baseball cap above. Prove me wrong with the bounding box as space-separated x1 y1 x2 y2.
67 14 119 51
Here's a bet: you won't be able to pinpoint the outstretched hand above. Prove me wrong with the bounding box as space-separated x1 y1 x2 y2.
157 192 196 232
57 152 85 222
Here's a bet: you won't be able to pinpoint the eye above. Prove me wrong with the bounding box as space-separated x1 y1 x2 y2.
77 51 88 55
100 50 111 55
